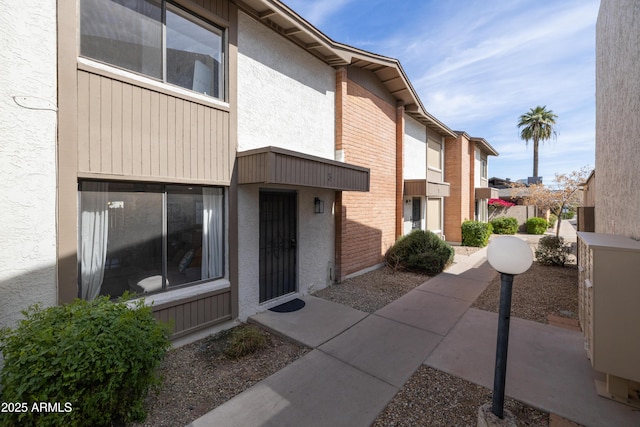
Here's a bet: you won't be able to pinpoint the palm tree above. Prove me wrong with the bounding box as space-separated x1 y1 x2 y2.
517 106 558 179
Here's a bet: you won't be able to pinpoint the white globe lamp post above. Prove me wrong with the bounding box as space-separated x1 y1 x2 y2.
486 236 533 419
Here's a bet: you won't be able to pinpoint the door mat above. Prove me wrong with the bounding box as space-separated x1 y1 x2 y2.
269 298 306 313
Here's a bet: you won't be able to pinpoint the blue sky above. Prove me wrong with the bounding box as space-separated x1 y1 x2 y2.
283 0 599 183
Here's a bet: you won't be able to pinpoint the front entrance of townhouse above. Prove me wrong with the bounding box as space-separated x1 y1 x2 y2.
259 190 297 303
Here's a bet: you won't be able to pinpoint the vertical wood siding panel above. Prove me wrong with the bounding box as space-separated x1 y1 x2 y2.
121 84 133 175
202 296 211 321
159 95 168 177
77 71 230 182
190 103 198 179
150 91 160 177
111 80 123 174
167 97 176 178
223 112 229 181
131 86 142 176
197 104 205 180
214 111 221 181
190 301 198 327
175 303 184 333
88 74 101 172
141 90 151 176
175 99 184 177
224 291 230 316
182 101 191 177
166 307 175 328
204 108 212 180
197 297 205 324
77 71 90 171
158 308 167 324
100 77 112 174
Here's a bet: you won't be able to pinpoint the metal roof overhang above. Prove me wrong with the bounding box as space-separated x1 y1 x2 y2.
237 146 370 192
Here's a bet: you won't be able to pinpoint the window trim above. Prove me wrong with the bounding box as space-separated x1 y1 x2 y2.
78 180 227 299
79 0 228 102
77 58 230 111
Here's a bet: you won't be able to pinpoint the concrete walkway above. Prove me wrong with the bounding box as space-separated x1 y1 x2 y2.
189 233 640 427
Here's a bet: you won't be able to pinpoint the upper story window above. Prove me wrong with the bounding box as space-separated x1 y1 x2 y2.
80 0 225 100
427 138 443 171
481 158 488 179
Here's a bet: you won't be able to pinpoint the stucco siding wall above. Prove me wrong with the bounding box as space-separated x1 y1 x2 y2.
236 185 335 320
595 0 640 239
404 115 426 180
237 12 335 159
0 0 58 332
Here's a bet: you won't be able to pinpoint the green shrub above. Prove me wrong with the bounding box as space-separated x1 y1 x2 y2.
526 217 548 235
461 220 493 247
0 297 171 427
548 214 558 229
562 211 575 220
535 235 571 266
224 324 269 359
489 217 519 235
385 230 454 275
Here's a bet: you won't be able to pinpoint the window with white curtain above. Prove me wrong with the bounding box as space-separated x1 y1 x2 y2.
79 181 224 300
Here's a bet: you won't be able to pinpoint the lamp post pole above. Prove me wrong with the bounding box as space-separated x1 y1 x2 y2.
483 236 533 424
491 272 514 419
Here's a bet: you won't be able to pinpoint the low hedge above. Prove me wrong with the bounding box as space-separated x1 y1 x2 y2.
461 220 493 247
526 217 548 235
385 230 454 275
489 217 518 235
0 297 171 427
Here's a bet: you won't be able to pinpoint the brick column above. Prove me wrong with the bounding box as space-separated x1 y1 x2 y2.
395 100 405 239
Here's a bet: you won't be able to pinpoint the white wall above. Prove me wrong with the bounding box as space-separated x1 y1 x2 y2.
0 0 58 332
237 12 335 160
236 12 338 319
237 185 335 320
404 115 427 180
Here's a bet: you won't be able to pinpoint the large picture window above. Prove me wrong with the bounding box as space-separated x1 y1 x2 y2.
80 0 225 100
79 181 224 300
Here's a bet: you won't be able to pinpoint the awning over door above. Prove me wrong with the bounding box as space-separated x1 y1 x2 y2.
237 146 370 192
475 187 499 199
404 179 450 197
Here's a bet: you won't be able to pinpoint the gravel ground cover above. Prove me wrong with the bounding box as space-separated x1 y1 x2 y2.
373 365 548 427
132 325 309 427
472 261 579 324
312 268 430 313
134 244 579 427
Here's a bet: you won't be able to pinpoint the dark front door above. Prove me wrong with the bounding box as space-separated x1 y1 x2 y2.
412 197 421 229
259 191 297 303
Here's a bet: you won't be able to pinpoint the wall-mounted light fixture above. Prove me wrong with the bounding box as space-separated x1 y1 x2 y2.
314 197 324 214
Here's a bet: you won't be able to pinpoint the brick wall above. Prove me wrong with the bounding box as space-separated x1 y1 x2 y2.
444 133 471 242
336 75 397 278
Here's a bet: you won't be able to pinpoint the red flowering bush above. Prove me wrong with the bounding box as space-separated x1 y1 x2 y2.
488 198 515 207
